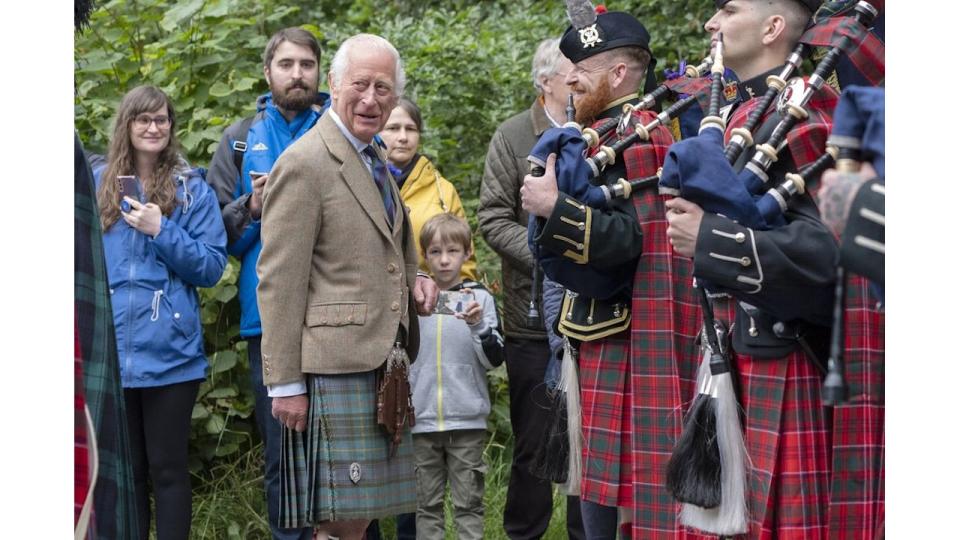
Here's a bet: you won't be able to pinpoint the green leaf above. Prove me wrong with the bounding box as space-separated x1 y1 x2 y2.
207 386 239 399
211 350 238 374
191 403 210 420
205 413 226 434
208 81 233 98
160 0 204 32
216 284 238 303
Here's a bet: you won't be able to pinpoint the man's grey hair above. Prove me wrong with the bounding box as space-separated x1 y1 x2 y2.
329 34 406 96
531 37 566 94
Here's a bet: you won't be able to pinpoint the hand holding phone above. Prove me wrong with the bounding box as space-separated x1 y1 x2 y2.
433 290 475 317
117 175 142 212
249 171 269 219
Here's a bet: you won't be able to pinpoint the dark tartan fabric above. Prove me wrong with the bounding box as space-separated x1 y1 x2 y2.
280 371 416 526
827 275 885 539
74 133 139 539
574 111 703 539
800 15 885 86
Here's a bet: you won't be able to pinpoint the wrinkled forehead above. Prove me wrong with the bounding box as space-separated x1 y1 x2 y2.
344 48 397 83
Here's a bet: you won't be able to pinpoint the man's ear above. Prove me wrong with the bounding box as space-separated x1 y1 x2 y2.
263 65 271 86
761 14 787 45
327 71 338 101
610 61 629 92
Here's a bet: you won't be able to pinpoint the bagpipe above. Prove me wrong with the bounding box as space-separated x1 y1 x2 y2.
525 58 716 305
659 1 883 535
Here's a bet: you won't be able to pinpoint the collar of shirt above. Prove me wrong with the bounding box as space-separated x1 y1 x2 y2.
329 109 375 172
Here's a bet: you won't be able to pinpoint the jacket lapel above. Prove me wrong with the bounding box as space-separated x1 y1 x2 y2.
318 113 395 242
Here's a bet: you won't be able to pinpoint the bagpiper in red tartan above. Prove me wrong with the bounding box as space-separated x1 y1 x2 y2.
575 108 703 536
666 81 844 540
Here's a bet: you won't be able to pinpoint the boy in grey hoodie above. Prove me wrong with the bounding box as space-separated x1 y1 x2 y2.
410 213 504 540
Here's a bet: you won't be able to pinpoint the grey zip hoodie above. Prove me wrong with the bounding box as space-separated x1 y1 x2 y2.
409 283 504 434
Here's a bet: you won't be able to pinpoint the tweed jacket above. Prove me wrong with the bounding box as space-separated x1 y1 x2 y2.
256 111 421 385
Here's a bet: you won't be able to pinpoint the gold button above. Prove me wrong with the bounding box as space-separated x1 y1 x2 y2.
740 257 751 267
735 232 746 243
577 243 584 250
391 302 400 311
387 263 397 273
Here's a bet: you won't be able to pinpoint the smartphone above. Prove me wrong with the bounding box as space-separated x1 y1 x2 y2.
433 290 475 316
117 175 142 212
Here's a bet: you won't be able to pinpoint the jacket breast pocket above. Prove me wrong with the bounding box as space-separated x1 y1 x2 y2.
305 302 367 327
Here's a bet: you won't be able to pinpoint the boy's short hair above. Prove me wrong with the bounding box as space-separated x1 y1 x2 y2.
420 213 472 255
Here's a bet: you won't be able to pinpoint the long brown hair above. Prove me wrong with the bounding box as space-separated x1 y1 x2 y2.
96 85 184 230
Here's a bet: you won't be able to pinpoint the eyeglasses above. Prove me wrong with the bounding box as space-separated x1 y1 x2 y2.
133 114 171 130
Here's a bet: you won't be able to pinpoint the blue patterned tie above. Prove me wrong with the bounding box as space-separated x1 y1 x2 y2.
363 145 395 226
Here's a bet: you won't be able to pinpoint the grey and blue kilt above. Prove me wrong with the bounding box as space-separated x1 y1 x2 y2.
280 370 416 526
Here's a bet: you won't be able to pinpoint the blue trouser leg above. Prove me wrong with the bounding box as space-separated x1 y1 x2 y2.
579 499 618 540
248 336 312 540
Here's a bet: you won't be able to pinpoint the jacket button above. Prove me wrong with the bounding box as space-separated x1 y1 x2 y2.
740 257 751 267
391 301 400 311
174 312 181 319
577 222 585 231
749 327 759 337
346 315 354 323
387 263 397 273
577 243 584 250
735 232 746 243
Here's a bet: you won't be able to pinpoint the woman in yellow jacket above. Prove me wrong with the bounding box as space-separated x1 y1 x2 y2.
381 97 478 280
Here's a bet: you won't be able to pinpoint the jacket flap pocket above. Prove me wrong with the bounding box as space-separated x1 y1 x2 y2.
306 302 367 327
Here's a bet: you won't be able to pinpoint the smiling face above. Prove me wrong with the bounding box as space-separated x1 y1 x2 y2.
329 48 399 143
565 55 616 125
129 104 171 159
380 106 420 168
265 40 320 112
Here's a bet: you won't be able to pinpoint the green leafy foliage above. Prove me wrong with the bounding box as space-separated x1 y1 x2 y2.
75 0 712 499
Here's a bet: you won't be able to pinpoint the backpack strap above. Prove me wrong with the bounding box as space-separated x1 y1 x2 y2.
232 116 256 173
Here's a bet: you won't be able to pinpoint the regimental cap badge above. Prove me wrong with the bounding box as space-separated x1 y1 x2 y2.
579 23 604 49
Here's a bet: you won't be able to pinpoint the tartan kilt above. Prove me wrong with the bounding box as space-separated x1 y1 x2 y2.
279 371 416 526
676 296 832 540
827 275 885 539
578 333 633 507
627 190 701 539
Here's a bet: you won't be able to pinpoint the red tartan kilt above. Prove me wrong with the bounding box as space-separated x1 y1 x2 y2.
578 331 633 507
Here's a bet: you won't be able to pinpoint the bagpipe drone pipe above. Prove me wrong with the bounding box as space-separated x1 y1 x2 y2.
659 1 884 535
661 35 753 536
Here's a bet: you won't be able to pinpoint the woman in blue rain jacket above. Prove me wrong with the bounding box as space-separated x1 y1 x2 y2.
93 85 227 540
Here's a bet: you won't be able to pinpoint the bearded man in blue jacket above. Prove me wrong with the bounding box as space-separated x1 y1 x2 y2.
206 27 329 540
